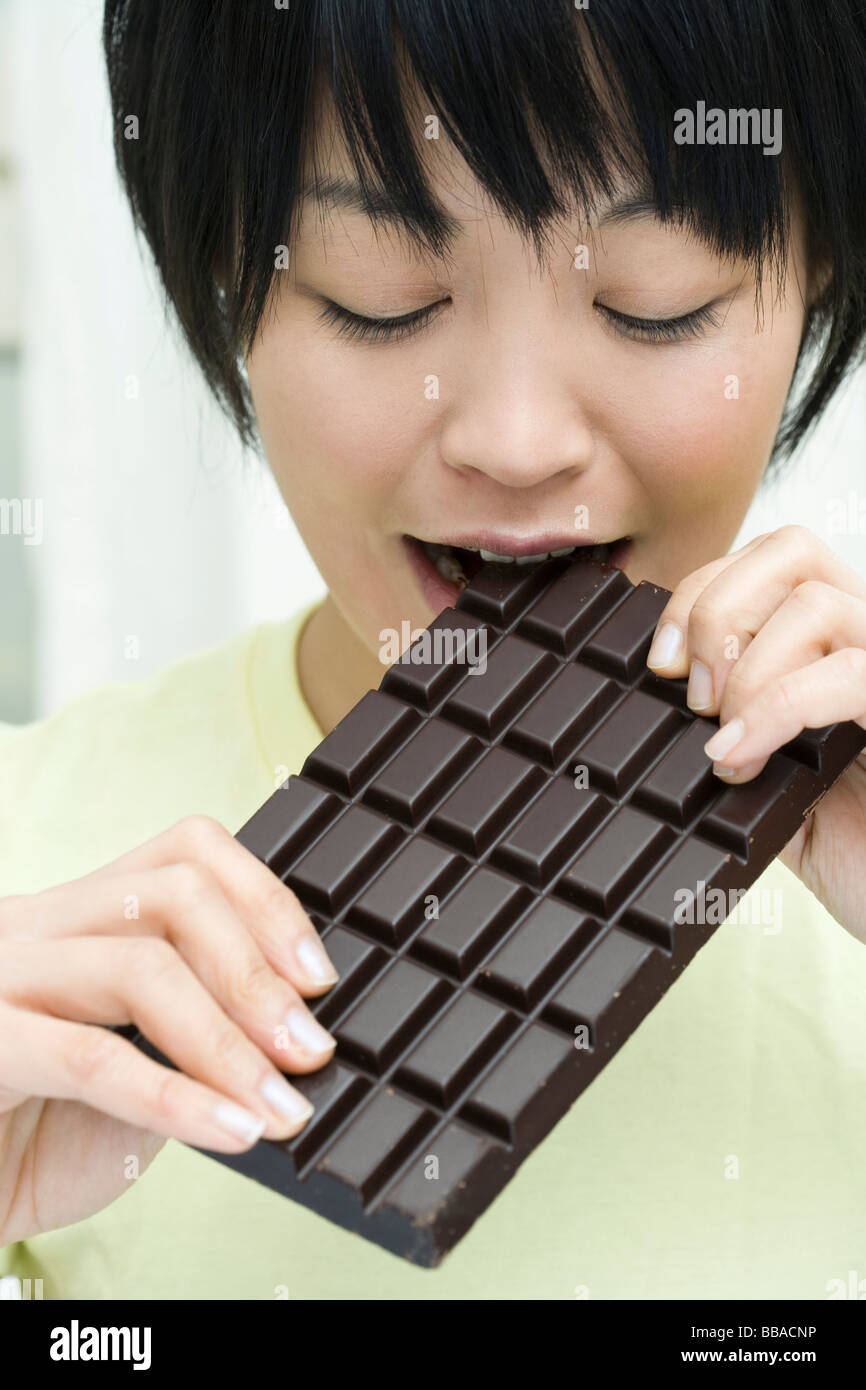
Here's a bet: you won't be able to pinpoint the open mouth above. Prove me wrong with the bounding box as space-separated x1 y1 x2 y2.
403 534 633 612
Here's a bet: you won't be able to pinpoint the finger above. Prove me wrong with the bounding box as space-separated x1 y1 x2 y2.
0 1000 304 1153
646 532 774 673
82 814 339 996
718 582 866 725
0 865 337 1075
702 648 866 782
0 937 322 1140
646 525 866 714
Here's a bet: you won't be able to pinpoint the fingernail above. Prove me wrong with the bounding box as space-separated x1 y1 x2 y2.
704 717 745 761
296 937 339 986
285 1007 337 1055
213 1102 267 1144
261 1075 315 1122
647 622 682 668
687 659 714 710
713 764 736 778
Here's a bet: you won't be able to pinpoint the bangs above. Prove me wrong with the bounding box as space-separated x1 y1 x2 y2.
297 0 791 285
103 0 866 465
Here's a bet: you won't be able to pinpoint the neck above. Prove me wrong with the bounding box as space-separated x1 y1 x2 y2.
297 593 386 736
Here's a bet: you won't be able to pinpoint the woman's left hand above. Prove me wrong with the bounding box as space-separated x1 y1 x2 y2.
645 524 866 944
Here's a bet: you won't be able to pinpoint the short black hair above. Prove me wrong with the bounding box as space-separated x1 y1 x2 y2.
103 0 866 482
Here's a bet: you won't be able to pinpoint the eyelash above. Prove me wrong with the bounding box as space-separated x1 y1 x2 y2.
315 296 722 345
595 302 723 343
316 298 442 343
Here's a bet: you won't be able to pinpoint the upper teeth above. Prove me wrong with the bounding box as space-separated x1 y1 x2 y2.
426 539 615 587
478 544 610 564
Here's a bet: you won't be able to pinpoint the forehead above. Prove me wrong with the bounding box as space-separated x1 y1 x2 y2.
301 81 515 233
299 89 656 252
295 61 805 278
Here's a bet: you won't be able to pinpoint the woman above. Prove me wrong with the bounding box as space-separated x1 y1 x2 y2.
1 0 865 1298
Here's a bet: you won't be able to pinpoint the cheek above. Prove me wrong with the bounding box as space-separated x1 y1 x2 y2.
248 338 412 517
614 318 801 511
245 328 431 648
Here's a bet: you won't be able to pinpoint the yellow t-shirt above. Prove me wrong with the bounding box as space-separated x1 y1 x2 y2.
1 605 865 1300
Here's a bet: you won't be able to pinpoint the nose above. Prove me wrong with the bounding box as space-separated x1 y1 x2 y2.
439 340 595 490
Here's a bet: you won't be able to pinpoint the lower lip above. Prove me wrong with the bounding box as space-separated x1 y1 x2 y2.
403 536 634 616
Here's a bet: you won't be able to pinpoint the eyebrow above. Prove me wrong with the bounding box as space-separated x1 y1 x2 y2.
596 196 663 227
299 175 662 234
299 175 466 237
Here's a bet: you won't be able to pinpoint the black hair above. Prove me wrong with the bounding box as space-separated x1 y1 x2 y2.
102 0 866 482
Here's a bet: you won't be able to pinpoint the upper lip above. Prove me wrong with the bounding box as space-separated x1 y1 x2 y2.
410 532 625 557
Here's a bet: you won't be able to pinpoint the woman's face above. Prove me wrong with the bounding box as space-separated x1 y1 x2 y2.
245 106 814 672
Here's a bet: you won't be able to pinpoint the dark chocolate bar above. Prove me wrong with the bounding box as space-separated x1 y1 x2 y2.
122 555 866 1266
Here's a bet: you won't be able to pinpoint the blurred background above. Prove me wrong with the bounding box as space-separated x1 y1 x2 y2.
0 0 863 725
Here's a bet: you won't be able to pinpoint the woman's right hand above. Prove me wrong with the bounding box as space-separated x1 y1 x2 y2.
0 814 340 1245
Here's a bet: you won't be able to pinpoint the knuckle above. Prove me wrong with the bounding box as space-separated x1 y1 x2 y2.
259 872 293 928
723 663 752 704
211 1021 248 1071
148 1062 184 1119
689 602 760 666
778 522 811 547
774 672 801 722
65 1026 119 1085
774 522 816 554
686 595 718 644
167 859 216 908
840 646 866 684
175 814 230 855
790 579 831 613
129 935 179 983
229 953 276 1009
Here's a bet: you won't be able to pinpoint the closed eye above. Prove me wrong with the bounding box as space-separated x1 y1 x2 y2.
315 297 446 343
594 301 723 343
315 295 724 345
